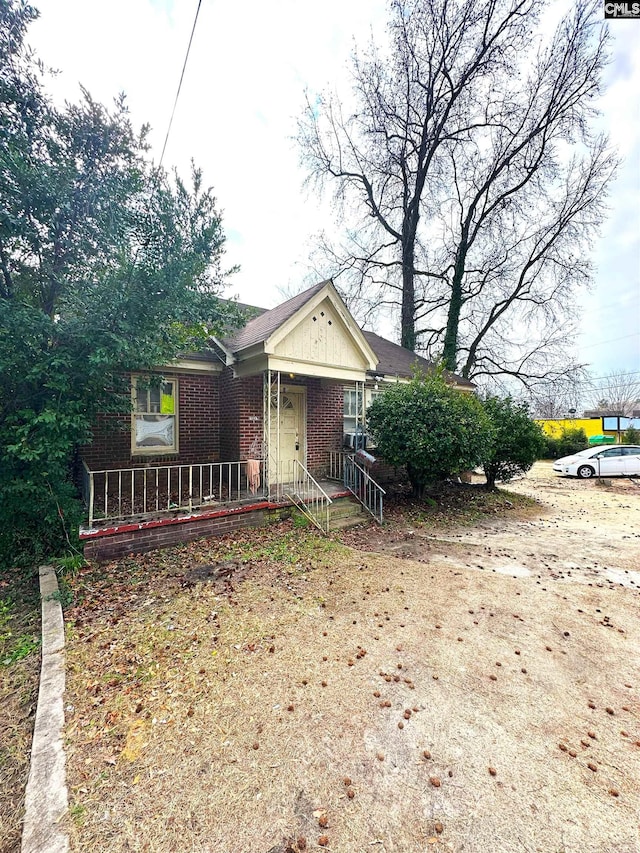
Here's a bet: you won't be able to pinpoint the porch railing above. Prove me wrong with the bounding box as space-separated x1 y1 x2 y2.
82 459 266 528
284 459 333 534
343 455 385 524
329 450 351 481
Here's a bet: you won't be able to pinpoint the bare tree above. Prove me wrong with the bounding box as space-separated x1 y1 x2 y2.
586 370 640 416
527 381 583 419
298 0 616 388
434 134 616 384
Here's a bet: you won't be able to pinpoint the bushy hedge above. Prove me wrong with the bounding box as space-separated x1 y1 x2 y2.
481 397 545 489
542 427 589 459
367 371 492 496
0 474 83 572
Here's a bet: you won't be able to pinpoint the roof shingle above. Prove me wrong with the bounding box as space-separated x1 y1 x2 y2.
362 330 473 387
223 281 328 352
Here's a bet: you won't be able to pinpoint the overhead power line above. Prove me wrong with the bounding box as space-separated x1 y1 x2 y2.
125 0 203 285
580 370 640 384
158 0 203 171
578 332 640 350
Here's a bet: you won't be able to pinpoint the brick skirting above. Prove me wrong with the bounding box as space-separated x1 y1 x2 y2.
80 503 292 562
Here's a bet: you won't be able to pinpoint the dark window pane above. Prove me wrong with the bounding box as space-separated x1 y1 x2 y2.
136 386 147 413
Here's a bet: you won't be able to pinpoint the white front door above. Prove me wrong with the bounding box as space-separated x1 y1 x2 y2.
269 387 305 484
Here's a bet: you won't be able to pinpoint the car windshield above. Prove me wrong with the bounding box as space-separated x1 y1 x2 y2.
573 448 599 457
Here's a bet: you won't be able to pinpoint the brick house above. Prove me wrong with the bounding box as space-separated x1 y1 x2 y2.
80 280 473 559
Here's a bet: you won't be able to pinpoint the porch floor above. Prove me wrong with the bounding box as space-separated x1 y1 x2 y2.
82 478 353 535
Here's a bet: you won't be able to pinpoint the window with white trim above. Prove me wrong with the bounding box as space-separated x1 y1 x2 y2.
132 376 178 454
343 387 383 445
343 388 363 423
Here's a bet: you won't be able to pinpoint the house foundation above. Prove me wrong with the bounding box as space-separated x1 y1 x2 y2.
80 501 293 562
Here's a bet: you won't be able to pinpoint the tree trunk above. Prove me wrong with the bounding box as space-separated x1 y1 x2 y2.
484 467 497 490
400 200 421 351
400 258 416 351
0 243 13 299
442 252 465 371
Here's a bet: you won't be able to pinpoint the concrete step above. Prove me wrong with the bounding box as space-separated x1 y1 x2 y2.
328 496 369 530
330 513 369 531
329 496 367 519
291 495 368 531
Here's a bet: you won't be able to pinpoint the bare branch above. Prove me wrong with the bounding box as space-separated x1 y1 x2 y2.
297 0 614 385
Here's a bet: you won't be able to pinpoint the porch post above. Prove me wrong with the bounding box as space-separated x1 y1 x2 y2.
88 469 94 528
264 369 282 499
356 379 365 450
264 370 270 494
276 372 281 496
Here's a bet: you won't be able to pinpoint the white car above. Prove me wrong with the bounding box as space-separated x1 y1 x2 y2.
553 444 640 478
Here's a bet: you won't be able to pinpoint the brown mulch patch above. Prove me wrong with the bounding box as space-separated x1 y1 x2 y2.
338 481 540 551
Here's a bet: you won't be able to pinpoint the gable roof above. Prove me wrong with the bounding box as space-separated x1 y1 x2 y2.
219 281 474 389
224 281 328 353
362 330 473 388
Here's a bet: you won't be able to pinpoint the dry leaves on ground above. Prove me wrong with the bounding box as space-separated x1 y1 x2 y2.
61 471 640 853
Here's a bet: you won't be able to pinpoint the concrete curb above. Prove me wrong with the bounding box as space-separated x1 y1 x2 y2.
21 565 69 853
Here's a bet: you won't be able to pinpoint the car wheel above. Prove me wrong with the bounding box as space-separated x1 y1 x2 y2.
577 465 595 479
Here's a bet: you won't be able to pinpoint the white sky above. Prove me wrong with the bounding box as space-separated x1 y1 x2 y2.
28 0 639 395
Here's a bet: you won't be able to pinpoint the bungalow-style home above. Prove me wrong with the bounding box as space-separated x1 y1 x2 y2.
80 280 473 560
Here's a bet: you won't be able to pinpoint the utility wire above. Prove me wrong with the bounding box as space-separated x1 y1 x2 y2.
127 0 202 280
158 0 203 172
578 332 640 350
577 370 640 384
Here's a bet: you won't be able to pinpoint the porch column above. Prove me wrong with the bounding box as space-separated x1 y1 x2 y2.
264 370 281 499
356 379 365 450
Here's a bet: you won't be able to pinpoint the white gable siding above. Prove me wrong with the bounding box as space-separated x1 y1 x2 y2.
273 298 367 370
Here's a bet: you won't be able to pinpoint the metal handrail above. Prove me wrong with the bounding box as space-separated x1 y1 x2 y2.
285 459 333 534
82 460 266 528
343 455 385 524
329 450 353 481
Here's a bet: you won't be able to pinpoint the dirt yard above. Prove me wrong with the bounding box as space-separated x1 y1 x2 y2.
61 463 640 853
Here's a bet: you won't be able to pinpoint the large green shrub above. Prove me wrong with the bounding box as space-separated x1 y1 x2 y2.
542 427 589 459
623 426 640 444
481 397 545 489
0 0 239 569
367 372 492 497
0 474 83 572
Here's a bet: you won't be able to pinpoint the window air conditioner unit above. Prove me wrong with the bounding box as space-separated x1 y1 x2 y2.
344 431 368 450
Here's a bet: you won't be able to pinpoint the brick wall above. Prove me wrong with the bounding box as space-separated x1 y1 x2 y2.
82 505 291 561
81 371 220 470
178 372 220 463
306 379 344 476
219 368 239 461
239 376 264 460
219 370 263 461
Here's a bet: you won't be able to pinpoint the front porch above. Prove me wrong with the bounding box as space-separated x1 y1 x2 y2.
80 453 358 524
79 452 384 560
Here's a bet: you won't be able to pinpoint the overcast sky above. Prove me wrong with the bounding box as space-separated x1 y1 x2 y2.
28 0 639 398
